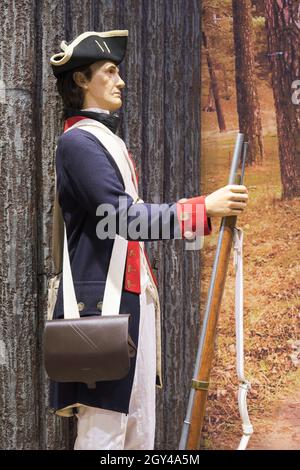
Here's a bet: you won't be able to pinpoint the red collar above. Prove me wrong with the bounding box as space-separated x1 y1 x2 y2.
63 115 88 132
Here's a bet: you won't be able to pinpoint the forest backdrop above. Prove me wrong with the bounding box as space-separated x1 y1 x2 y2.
200 0 300 449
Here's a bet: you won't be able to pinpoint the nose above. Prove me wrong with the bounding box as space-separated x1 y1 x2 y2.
116 74 125 90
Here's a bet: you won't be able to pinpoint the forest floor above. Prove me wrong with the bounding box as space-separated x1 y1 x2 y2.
200 84 300 450
248 372 300 450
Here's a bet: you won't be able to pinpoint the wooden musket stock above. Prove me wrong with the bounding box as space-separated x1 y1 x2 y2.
179 133 247 450
187 215 237 449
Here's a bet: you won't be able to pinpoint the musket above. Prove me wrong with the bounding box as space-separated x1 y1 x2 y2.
179 133 248 450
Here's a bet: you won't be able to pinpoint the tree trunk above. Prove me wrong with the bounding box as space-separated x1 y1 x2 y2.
264 0 300 199
0 0 40 449
203 83 216 112
0 0 202 450
220 64 230 100
232 0 264 165
202 31 227 132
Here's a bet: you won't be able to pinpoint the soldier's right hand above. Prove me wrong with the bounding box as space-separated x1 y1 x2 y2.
204 184 249 217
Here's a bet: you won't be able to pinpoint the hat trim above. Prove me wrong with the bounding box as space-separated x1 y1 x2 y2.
50 30 128 67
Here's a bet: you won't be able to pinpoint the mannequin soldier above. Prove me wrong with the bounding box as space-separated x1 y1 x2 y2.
49 29 248 450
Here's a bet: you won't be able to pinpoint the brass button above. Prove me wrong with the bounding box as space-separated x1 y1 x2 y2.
127 279 131 288
179 212 190 221
96 301 103 311
77 302 85 311
184 230 196 240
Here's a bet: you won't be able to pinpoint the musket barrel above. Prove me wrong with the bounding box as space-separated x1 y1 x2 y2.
240 142 248 184
229 133 244 183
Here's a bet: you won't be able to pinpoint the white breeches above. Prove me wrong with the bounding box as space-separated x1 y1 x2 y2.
74 288 157 450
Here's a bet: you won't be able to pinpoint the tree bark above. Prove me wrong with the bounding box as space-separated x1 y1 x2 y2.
0 0 202 450
232 0 264 165
0 0 41 449
264 0 300 199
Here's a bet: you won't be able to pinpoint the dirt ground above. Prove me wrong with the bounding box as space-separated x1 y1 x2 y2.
248 376 300 450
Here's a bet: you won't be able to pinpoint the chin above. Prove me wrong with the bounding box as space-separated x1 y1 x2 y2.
109 100 122 112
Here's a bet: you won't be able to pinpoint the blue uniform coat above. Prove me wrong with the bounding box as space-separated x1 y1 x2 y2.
50 127 184 416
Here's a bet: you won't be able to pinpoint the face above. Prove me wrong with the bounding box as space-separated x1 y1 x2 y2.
74 60 125 111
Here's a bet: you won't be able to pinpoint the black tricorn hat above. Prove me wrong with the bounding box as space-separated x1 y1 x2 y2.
50 30 128 77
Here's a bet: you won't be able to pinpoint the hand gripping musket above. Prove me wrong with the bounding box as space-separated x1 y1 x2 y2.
179 133 251 450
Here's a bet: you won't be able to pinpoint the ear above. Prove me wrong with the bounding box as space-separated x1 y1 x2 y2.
73 71 88 90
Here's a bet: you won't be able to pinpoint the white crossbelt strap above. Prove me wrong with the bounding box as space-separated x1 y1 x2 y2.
73 121 155 289
62 120 134 319
62 118 153 320
62 223 80 319
67 119 139 197
233 227 254 450
62 223 128 319
101 235 128 316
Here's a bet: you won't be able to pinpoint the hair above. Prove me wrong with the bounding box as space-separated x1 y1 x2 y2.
56 63 94 119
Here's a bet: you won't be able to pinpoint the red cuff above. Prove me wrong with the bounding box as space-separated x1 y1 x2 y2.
176 195 212 240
